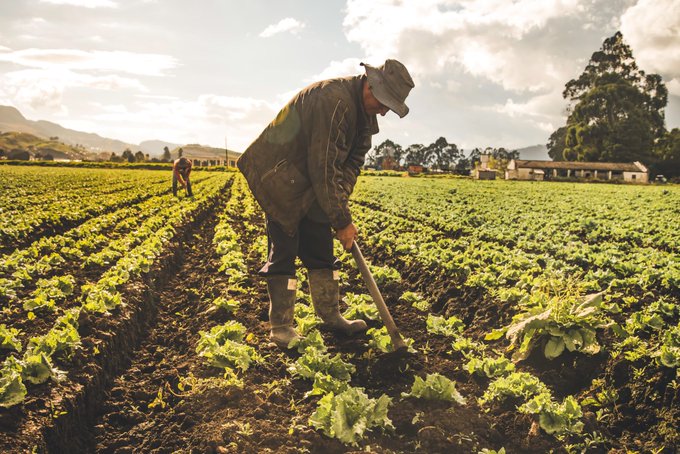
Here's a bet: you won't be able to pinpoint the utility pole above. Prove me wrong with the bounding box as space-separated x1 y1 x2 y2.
224 136 228 167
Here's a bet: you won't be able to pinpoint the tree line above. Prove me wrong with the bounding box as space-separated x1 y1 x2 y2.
365 137 518 174
548 31 679 178
109 146 180 163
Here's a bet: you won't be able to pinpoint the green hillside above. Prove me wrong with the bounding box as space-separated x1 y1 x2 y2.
0 131 90 160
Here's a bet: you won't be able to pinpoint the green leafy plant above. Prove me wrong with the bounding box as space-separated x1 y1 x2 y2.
195 321 260 372
658 325 680 368
402 373 466 404
288 347 355 382
342 293 380 321
290 329 326 354
309 387 393 446
520 394 584 435
25 274 76 312
196 337 260 372
0 356 27 408
480 372 550 405
426 313 465 337
505 291 608 361
212 296 240 313
21 352 65 385
465 355 515 378
294 302 321 335
399 291 430 312
0 324 22 351
367 326 414 353
368 264 401 286
27 312 81 361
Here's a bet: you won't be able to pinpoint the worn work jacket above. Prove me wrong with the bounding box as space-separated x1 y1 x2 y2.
237 75 379 236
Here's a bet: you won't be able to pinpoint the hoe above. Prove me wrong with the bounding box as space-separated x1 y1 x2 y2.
351 240 408 352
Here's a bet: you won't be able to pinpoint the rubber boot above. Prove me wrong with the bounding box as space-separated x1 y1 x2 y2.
308 269 367 336
267 276 301 349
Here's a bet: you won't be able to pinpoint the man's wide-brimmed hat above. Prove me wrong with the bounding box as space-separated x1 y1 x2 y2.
361 59 415 118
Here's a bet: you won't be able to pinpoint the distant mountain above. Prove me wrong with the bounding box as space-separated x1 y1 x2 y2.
172 143 240 160
516 144 550 161
0 105 135 153
139 140 181 156
0 131 91 160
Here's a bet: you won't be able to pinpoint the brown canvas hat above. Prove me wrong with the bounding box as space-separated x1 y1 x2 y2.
361 59 415 118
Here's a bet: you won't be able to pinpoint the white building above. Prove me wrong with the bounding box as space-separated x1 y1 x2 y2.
505 160 648 183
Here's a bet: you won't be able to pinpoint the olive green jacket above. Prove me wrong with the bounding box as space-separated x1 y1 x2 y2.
237 75 379 236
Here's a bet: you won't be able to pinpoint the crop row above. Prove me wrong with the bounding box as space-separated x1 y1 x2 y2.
0 167 199 249
0 171 234 409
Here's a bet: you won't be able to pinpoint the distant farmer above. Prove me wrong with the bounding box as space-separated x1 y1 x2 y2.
173 156 193 197
237 59 415 348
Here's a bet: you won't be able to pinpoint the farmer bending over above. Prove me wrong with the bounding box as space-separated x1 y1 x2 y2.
237 59 415 348
173 156 193 197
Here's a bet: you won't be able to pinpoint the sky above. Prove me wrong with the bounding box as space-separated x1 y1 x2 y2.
0 0 679 153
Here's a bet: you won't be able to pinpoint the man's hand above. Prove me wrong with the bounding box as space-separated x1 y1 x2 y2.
336 223 358 251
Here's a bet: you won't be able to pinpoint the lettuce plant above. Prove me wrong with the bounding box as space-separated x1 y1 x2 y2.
520 394 584 435
0 324 22 352
288 347 355 382
21 352 65 385
196 321 259 372
342 293 380 321
402 373 466 404
368 264 401 286
465 355 515 378
309 387 393 446
426 314 465 337
479 372 550 405
0 356 27 408
504 291 608 361
367 327 414 353
212 296 240 313
399 291 430 312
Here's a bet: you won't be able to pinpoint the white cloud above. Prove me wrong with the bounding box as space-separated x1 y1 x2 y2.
39 0 118 8
259 18 306 38
342 0 585 92
620 0 680 87
0 48 179 76
668 79 680 97
307 58 362 82
60 94 279 149
0 68 147 110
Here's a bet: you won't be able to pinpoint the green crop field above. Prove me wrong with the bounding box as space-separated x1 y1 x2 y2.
0 165 678 453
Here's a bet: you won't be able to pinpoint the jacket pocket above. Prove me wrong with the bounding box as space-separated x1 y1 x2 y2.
260 159 309 201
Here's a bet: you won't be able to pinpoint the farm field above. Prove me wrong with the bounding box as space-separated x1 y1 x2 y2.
0 165 678 453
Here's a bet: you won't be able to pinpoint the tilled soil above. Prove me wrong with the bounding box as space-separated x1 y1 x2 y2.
5 185 675 452
87 204 560 454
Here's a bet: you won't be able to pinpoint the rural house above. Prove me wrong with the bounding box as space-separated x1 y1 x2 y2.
505 160 649 183
472 154 496 180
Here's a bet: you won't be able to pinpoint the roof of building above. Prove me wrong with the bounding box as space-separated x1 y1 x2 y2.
511 160 645 172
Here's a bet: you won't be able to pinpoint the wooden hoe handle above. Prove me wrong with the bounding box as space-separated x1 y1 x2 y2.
351 241 408 351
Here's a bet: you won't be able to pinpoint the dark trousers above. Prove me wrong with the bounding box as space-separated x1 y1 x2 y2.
259 216 339 276
172 174 193 196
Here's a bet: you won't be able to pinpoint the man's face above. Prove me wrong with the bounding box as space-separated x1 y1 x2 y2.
363 82 390 116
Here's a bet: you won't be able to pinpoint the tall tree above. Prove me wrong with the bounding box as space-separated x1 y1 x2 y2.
122 148 135 163
652 128 680 179
550 32 668 163
178 147 184 158
425 137 461 170
546 126 567 161
369 139 404 169
405 143 427 166
162 146 171 162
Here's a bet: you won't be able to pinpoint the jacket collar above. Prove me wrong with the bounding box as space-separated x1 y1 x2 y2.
355 75 380 135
